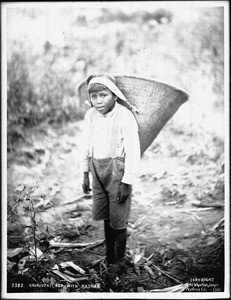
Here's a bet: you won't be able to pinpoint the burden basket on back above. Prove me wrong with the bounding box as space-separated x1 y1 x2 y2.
78 75 189 155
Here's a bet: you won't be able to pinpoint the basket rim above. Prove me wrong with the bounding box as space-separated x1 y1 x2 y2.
78 74 189 100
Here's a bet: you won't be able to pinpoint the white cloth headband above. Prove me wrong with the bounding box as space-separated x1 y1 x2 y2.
88 77 127 102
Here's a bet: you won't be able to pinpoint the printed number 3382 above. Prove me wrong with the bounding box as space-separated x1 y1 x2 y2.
11 283 23 288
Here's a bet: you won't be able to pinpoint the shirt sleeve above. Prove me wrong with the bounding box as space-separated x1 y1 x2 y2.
121 112 141 185
81 110 91 173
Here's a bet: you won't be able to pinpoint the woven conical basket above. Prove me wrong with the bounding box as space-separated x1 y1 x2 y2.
78 75 189 155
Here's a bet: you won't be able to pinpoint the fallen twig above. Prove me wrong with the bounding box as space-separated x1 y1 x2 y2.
208 217 224 232
50 241 90 248
146 253 155 261
78 239 105 253
176 207 213 213
49 239 104 249
151 264 182 284
60 261 86 274
191 201 224 209
52 269 88 283
63 269 81 278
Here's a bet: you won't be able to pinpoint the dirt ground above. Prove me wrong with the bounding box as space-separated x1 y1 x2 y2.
6 118 225 293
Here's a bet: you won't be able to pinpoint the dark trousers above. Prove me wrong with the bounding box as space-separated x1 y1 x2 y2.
90 157 131 230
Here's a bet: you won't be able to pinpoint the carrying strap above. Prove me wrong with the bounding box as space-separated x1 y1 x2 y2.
110 106 122 158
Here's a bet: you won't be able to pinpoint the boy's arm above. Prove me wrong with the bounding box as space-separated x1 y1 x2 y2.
82 111 91 193
83 171 91 194
82 111 90 169
117 113 140 203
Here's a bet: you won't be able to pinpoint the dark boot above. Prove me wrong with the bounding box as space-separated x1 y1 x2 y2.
115 227 127 262
114 228 128 274
104 220 116 265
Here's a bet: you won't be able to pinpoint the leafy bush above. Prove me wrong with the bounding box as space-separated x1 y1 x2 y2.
7 41 84 144
7 48 36 126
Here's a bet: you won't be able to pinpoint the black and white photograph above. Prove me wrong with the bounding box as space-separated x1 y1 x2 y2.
1 1 230 299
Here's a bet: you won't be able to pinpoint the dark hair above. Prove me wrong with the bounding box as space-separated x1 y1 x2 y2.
88 83 108 94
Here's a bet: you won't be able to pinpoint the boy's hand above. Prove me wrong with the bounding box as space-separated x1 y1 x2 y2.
82 172 92 194
117 183 132 203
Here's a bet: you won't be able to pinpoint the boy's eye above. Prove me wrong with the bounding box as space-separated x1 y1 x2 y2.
90 92 107 100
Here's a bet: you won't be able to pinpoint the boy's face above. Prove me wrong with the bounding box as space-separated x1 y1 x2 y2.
89 87 117 115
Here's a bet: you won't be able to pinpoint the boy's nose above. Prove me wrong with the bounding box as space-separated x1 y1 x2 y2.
96 96 103 103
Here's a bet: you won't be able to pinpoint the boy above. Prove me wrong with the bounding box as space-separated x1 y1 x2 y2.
81 74 140 271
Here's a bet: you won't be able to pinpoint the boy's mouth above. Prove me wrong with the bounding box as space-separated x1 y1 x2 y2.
97 106 104 111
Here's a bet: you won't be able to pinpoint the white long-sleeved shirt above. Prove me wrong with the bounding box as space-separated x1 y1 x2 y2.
82 102 140 185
